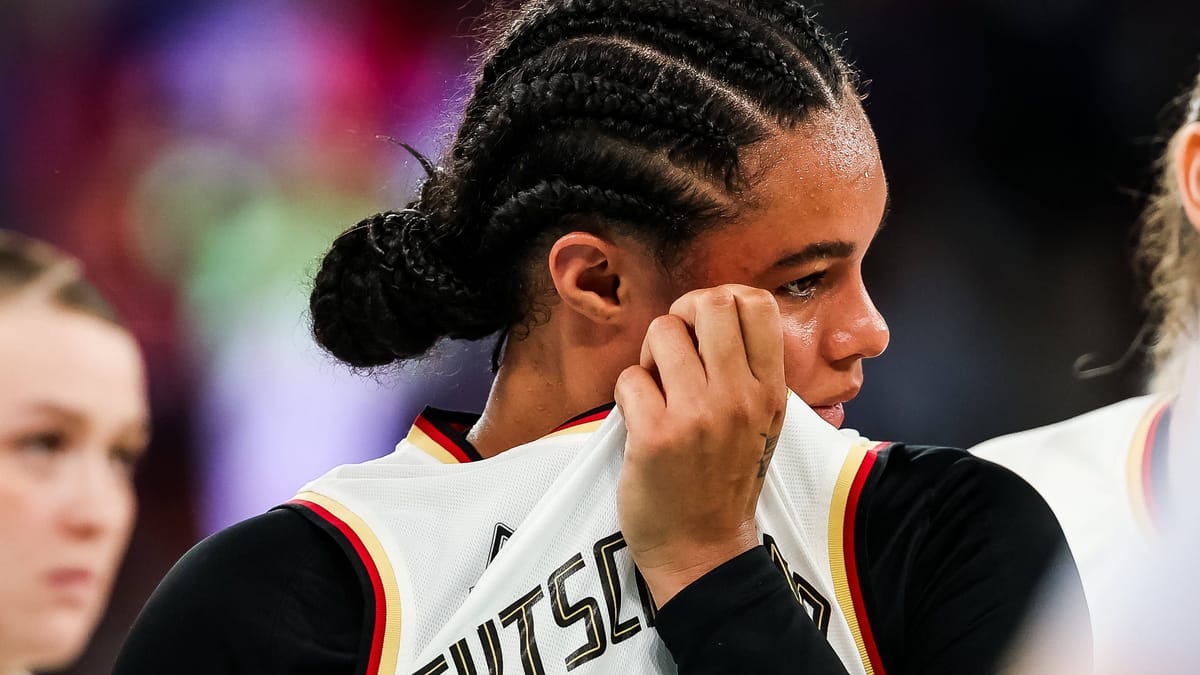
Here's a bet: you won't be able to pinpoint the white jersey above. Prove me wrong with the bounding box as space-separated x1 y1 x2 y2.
291 394 888 675
971 394 1172 646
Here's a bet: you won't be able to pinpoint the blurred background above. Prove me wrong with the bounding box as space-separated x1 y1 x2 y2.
0 0 1195 672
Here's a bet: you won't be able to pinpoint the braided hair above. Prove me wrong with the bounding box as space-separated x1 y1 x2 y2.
311 0 857 368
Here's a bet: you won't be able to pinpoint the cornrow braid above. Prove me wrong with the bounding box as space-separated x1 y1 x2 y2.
729 0 845 91
478 0 837 125
311 0 856 368
448 40 767 221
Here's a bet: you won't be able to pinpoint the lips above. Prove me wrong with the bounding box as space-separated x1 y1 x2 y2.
809 387 860 429
811 402 845 428
46 568 98 605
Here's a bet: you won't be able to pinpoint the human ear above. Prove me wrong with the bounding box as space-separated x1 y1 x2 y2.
1179 122 1200 233
547 232 624 323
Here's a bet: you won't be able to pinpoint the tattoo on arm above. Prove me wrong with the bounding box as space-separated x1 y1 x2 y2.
757 433 779 478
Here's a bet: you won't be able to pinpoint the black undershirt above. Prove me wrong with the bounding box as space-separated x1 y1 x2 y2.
113 445 1086 674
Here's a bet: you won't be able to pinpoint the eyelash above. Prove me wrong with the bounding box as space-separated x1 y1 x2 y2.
18 432 66 454
15 432 144 476
778 271 827 299
111 447 144 474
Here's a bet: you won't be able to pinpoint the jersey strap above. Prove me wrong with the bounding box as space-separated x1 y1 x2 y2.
828 440 891 675
288 491 403 675
1126 397 1173 532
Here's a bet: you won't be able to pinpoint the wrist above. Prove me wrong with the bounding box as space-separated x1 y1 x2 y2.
635 536 759 608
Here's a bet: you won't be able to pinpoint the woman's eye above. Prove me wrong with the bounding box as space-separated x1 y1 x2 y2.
18 431 66 454
779 272 826 299
110 446 145 476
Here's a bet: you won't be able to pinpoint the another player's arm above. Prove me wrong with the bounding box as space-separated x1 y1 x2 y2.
112 509 365 675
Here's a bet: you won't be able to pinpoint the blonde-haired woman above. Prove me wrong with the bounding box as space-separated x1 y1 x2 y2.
973 69 1200 652
0 231 149 675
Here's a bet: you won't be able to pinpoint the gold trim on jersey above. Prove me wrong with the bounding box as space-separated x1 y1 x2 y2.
293 491 404 675
1126 397 1171 534
405 425 463 464
405 417 607 463
828 440 886 675
543 420 606 438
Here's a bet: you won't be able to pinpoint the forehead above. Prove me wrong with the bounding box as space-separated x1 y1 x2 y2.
745 105 882 213
0 305 147 424
686 105 886 279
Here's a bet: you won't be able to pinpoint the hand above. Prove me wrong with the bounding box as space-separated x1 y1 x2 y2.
614 284 787 607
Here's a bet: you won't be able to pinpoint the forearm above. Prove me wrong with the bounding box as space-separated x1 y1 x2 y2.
655 547 850 675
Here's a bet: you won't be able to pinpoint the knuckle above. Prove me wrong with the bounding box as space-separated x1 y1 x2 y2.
737 288 780 318
613 368 638 399
646 314 678 336
707 286 736 306
669 288 702 311
746 287 779 310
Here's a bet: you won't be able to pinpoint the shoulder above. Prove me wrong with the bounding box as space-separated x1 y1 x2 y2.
862 443 1061 543
966 396 1166 570
855 445 1086 672
160 505 365 601
972 395 1161 462
114 507 367 675
177 505 339 570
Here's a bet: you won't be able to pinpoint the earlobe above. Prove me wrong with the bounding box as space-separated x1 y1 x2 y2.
1179 122 1200 233
548 232 624 323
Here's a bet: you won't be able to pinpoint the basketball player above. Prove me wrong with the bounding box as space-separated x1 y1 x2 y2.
115 2 1081 673
0 231 149 675
972 69 1200 651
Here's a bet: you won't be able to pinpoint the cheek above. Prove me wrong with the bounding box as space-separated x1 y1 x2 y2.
112 489 138 553
0 474 56 644
780 312 820 395
0 465 53 552
90 475 138 576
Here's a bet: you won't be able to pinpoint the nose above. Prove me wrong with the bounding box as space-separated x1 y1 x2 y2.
60 448 132 541
825 283 889 365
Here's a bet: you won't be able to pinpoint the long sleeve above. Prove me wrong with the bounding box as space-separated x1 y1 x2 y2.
655 446 1088 675
656 547 851 674
112 507 366 675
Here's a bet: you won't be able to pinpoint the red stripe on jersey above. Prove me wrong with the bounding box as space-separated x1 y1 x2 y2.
553 404 614 431
1142 404 1168 524
845 443 888 675
414 416 475 463
291 499 388 675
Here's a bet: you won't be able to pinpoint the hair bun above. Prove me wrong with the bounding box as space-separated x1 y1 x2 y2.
310 208 505 368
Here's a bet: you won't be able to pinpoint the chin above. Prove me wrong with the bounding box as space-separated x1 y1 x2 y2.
17 610 101 672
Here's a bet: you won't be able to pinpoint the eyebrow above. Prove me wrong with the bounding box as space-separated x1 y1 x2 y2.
771 192 892 269
26 401 87 427
770 240 857 269
25 401 151 438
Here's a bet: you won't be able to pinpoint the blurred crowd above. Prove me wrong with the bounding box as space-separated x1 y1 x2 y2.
1 0 1197 672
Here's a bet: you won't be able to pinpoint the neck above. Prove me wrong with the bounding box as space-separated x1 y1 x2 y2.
467 321 633 458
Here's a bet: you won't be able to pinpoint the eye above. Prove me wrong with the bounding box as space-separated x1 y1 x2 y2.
778 271 827 299
17 431 66 454
110 445 146 477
